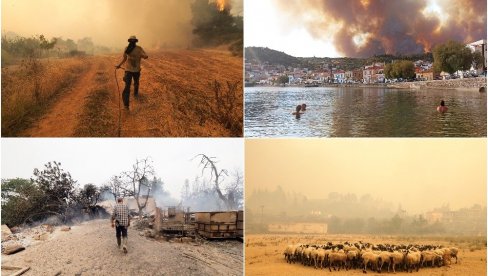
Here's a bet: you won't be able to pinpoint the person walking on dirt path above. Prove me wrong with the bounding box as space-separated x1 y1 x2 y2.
111 197 131 253
115 35 148 110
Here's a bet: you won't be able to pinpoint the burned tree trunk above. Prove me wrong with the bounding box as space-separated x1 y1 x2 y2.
120 157 155 217
194 154 234 210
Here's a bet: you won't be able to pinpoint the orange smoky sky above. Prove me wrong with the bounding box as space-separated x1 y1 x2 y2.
2 0 242 49
245 139 486 214
271 0 486 57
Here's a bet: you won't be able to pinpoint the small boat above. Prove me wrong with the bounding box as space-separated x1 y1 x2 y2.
304 83 319 87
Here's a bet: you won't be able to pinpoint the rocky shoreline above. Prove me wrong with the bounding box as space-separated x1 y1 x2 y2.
387 77 487 91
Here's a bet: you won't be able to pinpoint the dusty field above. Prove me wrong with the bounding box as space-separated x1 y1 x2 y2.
2 219 243 275
245 234 486 276
2 48 242 137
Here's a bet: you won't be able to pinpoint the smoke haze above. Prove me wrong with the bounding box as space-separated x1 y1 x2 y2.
2 0 241 50
273 0 487 57
246 139 486 214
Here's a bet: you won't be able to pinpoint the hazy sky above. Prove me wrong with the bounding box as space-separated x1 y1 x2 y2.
245 0 487 58
244 0 339 57
246 138 486 213
2 138 243 200
2 0 242 49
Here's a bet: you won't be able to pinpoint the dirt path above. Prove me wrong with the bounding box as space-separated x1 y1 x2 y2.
19 49 242 137
2 219 243 275
22 59 97 137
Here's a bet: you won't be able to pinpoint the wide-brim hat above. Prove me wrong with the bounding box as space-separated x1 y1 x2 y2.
128 35 138 42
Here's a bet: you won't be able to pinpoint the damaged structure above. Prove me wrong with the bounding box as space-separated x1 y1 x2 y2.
155 206 243 239
100 197 243 240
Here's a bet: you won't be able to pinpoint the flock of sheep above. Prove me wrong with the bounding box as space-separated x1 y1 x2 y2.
283 241 459 273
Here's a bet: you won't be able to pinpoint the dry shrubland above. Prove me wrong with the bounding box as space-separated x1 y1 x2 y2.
2 49 242 137
1 57 89 136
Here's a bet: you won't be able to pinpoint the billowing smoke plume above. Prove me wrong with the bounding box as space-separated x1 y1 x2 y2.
106 0 193 49
274 0 486 57
3 0 241 51
96 0 241 49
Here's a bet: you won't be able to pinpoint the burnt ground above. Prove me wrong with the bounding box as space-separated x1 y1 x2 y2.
2 219 242 275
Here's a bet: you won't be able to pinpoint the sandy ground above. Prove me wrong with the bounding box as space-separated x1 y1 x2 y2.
245 234 486 276
21 48 242 137
2 219 243 275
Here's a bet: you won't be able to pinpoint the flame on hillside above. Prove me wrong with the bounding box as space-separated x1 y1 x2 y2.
214 0 228 11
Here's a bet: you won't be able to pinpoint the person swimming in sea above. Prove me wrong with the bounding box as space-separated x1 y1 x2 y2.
292 105 302 119
437 100 448 113
301 103 307 111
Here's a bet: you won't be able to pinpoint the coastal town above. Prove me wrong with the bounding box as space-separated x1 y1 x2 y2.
245 40 487 86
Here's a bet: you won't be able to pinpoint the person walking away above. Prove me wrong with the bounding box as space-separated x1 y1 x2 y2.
111 197 130 253
116 35 148 110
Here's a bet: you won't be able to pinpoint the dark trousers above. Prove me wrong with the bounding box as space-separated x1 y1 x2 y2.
115 225 128 238
122 71 141 107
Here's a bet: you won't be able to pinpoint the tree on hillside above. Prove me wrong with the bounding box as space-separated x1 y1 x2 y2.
433 40 473 74
1 178 44 227
38 35 57 57
191 0 242 47
245 47 299 66
277 75 289 85
119 157 155 217
103 175 131 201
472 51 485 71
77 183 102 209
31 161 78 222
384 60 415 79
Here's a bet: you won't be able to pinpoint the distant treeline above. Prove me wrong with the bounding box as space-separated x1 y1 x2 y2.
245 46 434 70
245 47 299 67
246 187 486 236
247 187 396 220
1 33 113 67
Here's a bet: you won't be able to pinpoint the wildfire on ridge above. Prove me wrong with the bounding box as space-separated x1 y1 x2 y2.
214 0 228 11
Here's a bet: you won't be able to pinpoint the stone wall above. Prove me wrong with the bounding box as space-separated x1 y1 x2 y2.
388 77 487 91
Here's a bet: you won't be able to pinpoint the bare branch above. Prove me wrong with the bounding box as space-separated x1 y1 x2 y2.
194 154 231 210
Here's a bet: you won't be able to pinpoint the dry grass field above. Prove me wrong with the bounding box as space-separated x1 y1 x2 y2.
245 234 486 275
1 48 242 137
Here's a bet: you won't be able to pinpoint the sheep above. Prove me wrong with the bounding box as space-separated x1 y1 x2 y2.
309 247 319 267
449 247 459 264
389 250 405 273
378 251 392 272
302 246 314 266
284 244 299 264
295 244 305 263
314 248 326 269
346 249 360 270
328 250 347 272
404 250 422 272
420 250 443 267
283 241 458 273
361 251 380 273
441 248 452 266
